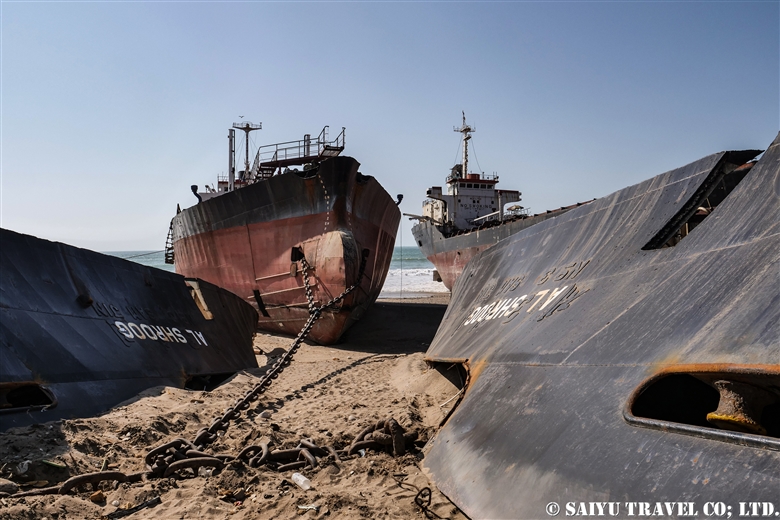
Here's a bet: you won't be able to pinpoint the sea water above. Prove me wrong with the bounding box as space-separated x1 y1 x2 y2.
106 246 448 299
107 251 174 272
380 246 449 298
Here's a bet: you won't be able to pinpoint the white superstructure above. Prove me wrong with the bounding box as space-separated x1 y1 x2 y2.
422 113 521 230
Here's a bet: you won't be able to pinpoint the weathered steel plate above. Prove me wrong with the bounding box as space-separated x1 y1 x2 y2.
171 156 401 344
424 135 780 519
0 229 258 431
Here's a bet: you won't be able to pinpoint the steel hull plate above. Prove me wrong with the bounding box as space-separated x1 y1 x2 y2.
423 135 780 518
1 230 258 431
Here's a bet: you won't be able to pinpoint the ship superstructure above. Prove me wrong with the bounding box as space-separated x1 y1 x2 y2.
421 114 521 231
198 123 348 201
411 114 584 290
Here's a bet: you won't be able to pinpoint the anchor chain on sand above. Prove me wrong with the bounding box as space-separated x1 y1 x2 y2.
7 251 419 501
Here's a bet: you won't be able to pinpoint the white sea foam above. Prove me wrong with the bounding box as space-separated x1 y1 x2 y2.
379 268 449 298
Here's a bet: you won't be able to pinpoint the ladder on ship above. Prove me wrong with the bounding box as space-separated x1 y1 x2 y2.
250 126 345 177
164 219 175 265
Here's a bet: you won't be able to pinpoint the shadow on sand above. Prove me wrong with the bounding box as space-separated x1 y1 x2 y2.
336 301 448 355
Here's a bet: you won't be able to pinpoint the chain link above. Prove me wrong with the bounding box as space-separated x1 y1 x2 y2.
8 249 372 497
147 249 370 479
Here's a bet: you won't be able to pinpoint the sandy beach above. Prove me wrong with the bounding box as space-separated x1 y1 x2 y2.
0 295 469 520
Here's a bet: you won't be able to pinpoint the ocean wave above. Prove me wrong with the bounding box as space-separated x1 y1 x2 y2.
380 268 449 296
384 268 440 278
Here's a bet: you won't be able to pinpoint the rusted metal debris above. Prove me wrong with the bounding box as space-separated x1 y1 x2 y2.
706 380 776 435
348 418 419 457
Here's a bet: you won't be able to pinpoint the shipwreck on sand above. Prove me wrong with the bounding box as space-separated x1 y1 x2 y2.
423 134 780 518
0 229 258 431
167 123 401 345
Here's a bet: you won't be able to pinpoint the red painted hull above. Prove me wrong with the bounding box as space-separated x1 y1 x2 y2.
171 157 400 344
412 204 588 291
427 245 491 290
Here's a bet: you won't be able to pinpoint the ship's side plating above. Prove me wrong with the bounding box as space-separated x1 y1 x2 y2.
423 136 780 518
412 208 574 290
0 229 258 431
172 156 400 344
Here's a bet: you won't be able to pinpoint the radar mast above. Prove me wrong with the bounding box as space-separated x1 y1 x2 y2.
454 111 474 179
231 121 262 190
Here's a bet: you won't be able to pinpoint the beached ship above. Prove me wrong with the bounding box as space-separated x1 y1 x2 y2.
166 123 400 345
409 114 590 290
422 135 780 518
0 229 258 432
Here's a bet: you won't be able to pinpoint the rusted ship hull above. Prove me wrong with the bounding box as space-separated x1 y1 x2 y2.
0 229 258 432
412 208 577 290
423 136 780 518
171 156 400 344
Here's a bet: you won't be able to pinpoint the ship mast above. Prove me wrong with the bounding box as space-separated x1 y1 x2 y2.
450 112 475 226
454 111 474 179
228 129 235 191
231 121 262 190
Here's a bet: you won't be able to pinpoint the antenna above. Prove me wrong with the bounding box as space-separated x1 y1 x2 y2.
454 112 474 179
232 121 262 185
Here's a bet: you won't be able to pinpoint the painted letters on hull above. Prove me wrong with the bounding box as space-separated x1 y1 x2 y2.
0 229 258 431
423 137 780 519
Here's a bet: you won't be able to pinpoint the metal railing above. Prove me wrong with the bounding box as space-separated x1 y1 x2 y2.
471 205 529 225
250 126 345 174
446 172 499 184
232 122 261 130
472 211 501 224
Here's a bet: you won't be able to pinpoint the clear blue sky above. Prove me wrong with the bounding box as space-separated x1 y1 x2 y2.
2 1 777 251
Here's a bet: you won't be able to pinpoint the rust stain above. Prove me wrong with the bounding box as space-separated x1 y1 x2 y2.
627 363 779 413
653 363 780 377
467 358 489 389
423 356 468 364
705 380 775 435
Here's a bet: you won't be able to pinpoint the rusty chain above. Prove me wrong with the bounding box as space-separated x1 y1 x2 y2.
9 248 374 498
146 248 370 477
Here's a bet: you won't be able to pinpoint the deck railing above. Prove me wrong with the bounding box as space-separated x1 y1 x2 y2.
250 126 345 174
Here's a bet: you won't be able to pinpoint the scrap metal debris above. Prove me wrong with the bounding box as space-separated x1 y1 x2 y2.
105 496 162 519
349 417 419 457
